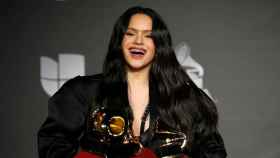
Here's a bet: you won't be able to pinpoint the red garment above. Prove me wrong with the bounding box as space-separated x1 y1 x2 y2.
74 151 104 158
74 148 158 158
131 148 158 158
74 148 191 158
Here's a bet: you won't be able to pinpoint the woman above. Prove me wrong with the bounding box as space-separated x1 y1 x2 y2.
38 6 227 158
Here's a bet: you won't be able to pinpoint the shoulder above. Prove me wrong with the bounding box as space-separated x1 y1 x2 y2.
51 73 104 104
65 73 103 85
62 73 103 90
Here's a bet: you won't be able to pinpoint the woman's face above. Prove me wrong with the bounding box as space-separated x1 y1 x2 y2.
121 13 155 71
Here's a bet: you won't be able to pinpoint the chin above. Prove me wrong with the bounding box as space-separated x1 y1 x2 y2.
127 62 150 71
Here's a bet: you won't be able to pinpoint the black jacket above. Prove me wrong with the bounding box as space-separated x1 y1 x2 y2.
38 74 227 158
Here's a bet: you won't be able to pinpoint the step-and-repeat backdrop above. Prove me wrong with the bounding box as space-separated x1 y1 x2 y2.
2 0 280 158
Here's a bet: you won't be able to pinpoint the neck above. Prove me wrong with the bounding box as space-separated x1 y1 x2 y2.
126 67 150 87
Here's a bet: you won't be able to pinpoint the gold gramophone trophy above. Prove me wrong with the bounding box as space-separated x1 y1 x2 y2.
89 106 140 146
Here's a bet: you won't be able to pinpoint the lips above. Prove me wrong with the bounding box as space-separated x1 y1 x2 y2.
129 47 146 55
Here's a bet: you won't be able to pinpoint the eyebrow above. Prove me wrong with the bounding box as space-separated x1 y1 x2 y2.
127 27 152 33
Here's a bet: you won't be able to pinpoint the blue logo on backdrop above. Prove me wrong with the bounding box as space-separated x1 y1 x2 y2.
40 54 85 96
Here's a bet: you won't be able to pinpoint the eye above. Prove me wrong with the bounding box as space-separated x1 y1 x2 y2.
125 32 134 36
145 32 153 38
145 34 152 38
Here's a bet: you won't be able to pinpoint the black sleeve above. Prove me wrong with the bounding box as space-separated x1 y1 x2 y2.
190 131 227 158
37 76 90 158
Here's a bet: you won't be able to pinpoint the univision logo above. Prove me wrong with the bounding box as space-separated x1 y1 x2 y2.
40 54 85 96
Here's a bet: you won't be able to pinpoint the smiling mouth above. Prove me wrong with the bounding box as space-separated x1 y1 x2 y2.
129 48 146 55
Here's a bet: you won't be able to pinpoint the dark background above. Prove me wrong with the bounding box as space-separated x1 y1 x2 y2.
2 0 280 157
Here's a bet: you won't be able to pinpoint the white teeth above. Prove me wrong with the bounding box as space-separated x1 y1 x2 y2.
130 48 145 54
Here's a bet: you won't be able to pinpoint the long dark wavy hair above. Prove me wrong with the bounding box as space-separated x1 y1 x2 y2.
98 6 218 147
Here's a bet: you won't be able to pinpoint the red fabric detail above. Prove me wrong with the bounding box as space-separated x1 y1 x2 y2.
74 149 189 158
130 148 158 158
74 151 104 158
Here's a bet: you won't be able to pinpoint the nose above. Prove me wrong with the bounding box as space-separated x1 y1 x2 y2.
134 33 143 45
